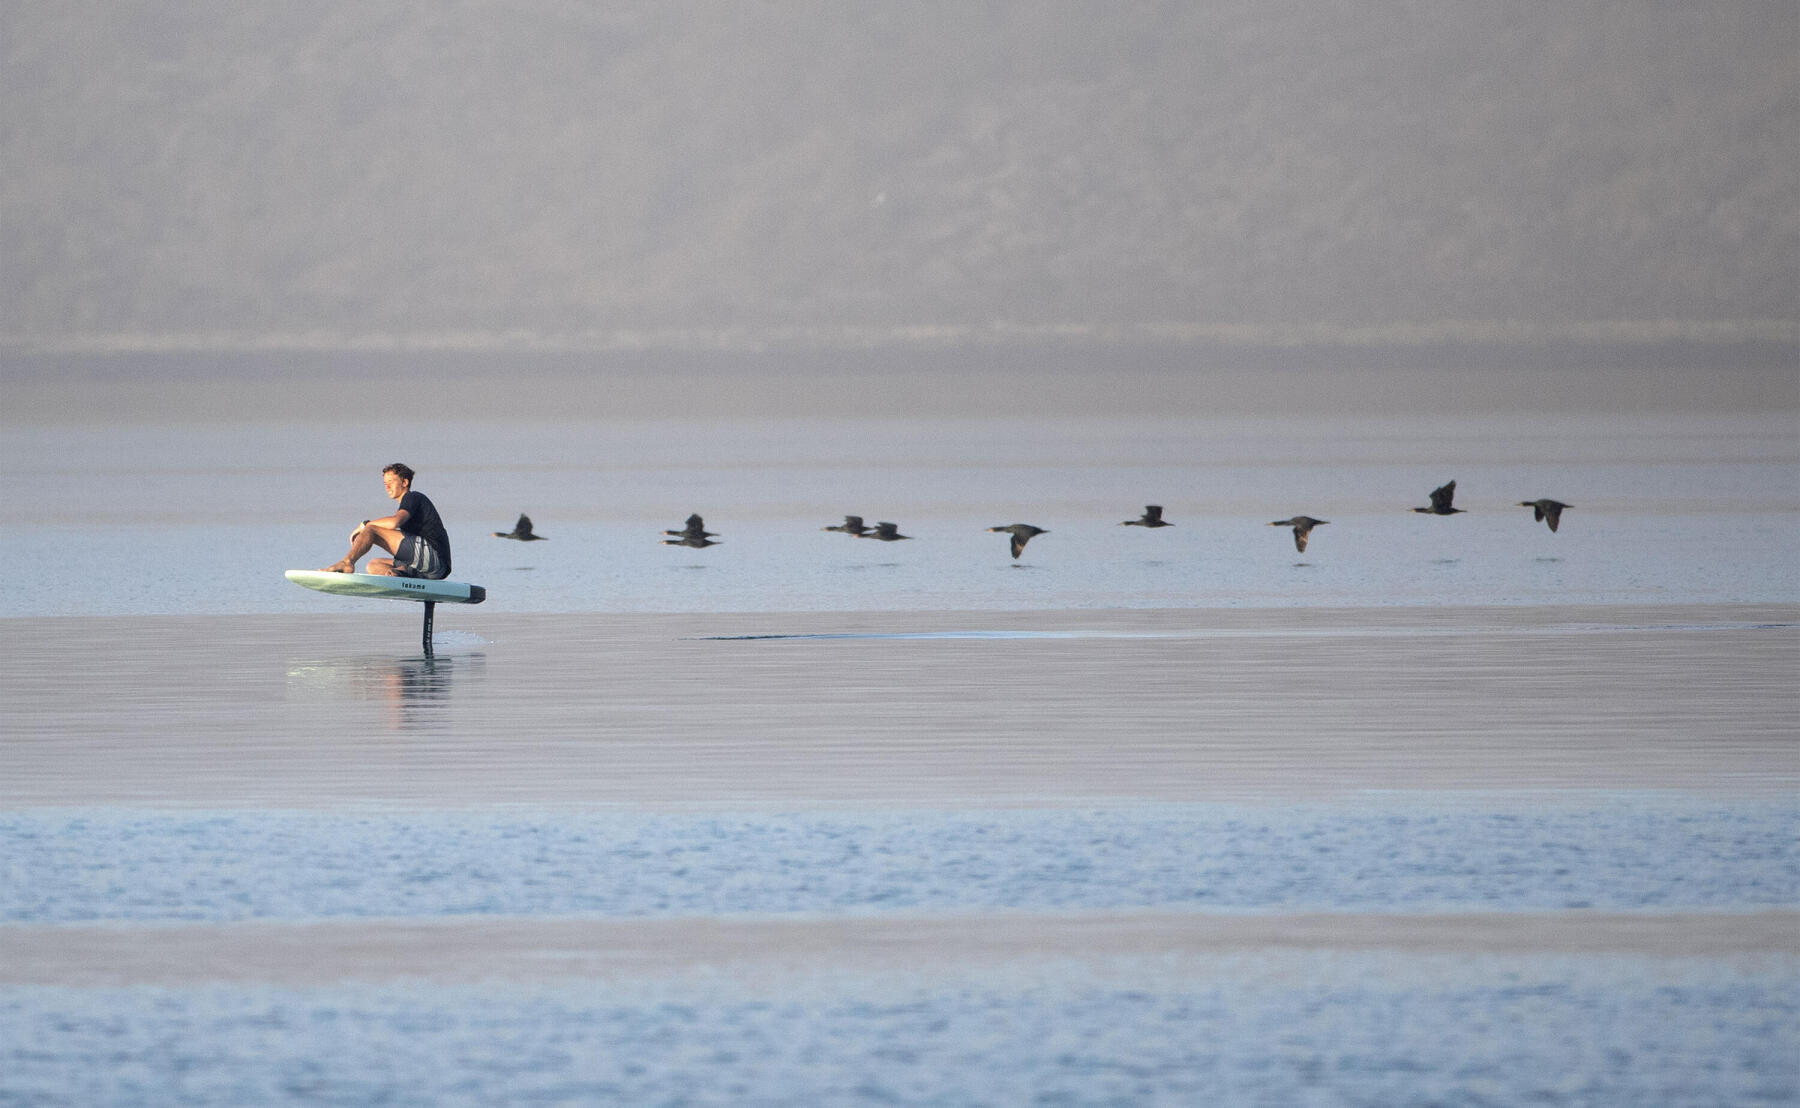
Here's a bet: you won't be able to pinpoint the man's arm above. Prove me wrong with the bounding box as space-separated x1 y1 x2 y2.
352 509 409 539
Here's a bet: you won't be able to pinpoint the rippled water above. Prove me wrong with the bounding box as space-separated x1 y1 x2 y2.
5 955 1794 1107
8 805 1798 925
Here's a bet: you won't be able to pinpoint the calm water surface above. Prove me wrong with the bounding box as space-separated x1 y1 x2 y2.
1 414 1794 615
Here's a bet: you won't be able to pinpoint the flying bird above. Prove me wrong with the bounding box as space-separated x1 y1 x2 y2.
492 513 546 541
1519 499 1572 532
1269 516 1328 553
862 521 911 541
988 523 1048 560
1121 505 1172 528
663 513 718 540
661 514 719 547
1412 481 1465 515
822 515 871 536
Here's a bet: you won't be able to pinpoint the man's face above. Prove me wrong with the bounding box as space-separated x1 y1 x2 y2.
383 471 408 500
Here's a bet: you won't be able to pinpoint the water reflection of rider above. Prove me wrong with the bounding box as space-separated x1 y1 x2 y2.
376 655 468 729
289 653 480 730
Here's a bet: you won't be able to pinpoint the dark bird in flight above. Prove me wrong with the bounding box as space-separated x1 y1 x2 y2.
862 521 911 542
492 513 546 541
1121 505 1172 528
1519 499 1572 532
823 515 871 536
1269 516 1328 553
661 514 719 547
1412 481 1466 515
988 523 1047 559
663 513 718 540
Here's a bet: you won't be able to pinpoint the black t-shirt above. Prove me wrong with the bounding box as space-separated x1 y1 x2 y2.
398 489 452 574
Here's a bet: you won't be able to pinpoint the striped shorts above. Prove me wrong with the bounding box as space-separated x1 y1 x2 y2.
392 534 447 580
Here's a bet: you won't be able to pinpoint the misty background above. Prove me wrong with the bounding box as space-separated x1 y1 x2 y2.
1 1 1795 418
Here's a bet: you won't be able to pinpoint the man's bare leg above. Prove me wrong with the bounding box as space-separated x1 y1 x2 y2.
322 524 403 573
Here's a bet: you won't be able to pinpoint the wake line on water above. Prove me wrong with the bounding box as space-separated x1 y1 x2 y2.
696 622 1795 642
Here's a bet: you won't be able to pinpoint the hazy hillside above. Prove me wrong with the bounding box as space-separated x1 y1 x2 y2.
2 1 1794 350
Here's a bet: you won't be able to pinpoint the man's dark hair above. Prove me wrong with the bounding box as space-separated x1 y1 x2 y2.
383 463 415 483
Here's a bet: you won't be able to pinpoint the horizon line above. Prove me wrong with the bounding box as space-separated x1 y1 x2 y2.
3 319 1795 358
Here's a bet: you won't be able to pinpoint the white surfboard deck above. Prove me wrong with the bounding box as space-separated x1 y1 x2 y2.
285 569 486 605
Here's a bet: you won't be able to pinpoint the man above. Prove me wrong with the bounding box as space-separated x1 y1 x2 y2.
321 463 453 579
